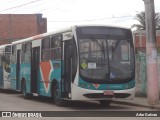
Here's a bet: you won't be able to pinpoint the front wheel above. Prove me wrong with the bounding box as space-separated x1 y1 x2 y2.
99 100 112 107
21 81 32 99
53 84 65 106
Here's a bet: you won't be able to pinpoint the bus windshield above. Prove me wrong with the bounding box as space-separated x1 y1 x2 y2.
76 26 135 83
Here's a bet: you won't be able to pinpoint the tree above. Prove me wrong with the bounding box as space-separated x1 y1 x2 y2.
132 11 160 30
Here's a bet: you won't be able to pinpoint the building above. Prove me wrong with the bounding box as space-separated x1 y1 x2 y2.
133 30 160 54
0 14 47 45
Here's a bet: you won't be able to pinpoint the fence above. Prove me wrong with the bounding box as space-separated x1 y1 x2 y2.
135 53 160 97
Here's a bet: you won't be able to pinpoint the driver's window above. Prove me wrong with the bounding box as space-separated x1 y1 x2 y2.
121 42 130 61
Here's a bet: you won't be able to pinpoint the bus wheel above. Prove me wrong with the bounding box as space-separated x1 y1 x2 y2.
22 82 32 99
99 100 112 107
53 84 65 106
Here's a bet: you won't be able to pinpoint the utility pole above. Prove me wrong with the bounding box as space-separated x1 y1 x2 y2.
143 0 159 105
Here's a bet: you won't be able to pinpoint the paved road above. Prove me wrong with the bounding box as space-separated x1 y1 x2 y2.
0 90 159 120
0 91 155 111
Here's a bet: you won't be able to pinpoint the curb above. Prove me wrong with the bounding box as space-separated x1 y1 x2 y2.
112 100 160 110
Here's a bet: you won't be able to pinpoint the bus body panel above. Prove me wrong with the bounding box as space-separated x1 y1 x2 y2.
3 68 10 89
38 60 61 97
20 63 31 93
0 65 11 89
10 64 17 90
78 77 135 90
0 44 11 89
39 61 52 97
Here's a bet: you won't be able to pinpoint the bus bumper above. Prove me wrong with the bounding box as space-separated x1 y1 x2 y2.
3 80 11 89
71 84 135 101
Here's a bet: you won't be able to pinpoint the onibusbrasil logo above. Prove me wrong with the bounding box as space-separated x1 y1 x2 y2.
1 112 42 118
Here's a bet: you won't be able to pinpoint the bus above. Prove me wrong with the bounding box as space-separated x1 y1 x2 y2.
10 25 135 106
0 44 11 90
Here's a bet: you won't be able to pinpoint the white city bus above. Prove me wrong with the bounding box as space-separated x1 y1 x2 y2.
10 25 135 106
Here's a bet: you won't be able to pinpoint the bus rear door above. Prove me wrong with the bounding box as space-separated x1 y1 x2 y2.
31 47 40 93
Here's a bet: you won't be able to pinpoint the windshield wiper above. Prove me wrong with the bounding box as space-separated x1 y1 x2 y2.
90 36 106 59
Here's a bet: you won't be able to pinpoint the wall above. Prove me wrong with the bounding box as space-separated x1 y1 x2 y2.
133 30 160 97
133 30 160 49
135 54 160 97
0 14 47 45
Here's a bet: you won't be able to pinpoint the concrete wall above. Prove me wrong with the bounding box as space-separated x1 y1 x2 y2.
135 53 160 97
133 30 160 97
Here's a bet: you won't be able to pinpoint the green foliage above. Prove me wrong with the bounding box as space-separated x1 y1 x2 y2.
132 11 160 30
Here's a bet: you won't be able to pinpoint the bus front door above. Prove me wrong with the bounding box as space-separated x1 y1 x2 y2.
31 47 40 93
63 40 72 98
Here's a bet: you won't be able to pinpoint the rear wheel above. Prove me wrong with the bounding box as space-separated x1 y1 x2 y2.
99 100 112 107
21 81 32 99
53 83 65 106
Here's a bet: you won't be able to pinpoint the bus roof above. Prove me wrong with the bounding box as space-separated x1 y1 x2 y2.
12 25 131 45
12 26 73 45
0 44 11 49
75 24 131 30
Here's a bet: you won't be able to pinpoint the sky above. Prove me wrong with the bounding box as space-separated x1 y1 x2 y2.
0 0 160 32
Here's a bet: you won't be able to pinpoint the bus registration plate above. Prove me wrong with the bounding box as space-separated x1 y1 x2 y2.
104 91 114 95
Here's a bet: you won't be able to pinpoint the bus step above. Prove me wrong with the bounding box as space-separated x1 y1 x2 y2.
32 93 39 96
61 98 71 101
16 90 21 92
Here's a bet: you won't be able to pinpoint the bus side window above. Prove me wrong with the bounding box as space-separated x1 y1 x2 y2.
11 45 16 64
24 42 31 63
21 44 25 63
41 37 50 61
51 35 61 60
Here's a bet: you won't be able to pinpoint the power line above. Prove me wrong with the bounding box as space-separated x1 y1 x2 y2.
39 0 77 14
35 0 64 14
2 0 64 16
0 15 134 23
0 0 43 13
6 0 48 14
48 15 134 22
0 0 17 7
